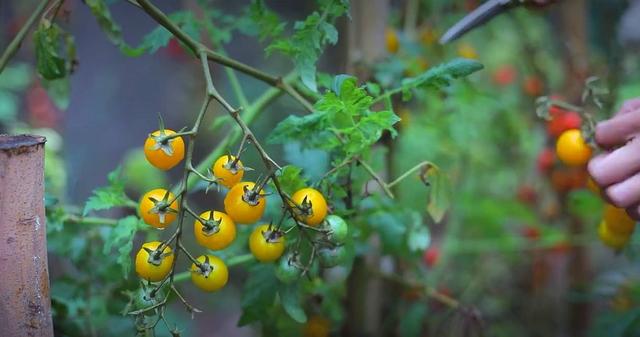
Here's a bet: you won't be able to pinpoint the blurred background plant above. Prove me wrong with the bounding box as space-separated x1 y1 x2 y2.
2 0 640 336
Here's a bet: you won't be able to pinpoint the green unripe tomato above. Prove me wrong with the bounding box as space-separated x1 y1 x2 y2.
324 215 348 244
275 253 301 284
133 286 166 316
318 245 348 268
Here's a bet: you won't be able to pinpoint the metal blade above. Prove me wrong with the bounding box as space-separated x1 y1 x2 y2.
439 0 517 44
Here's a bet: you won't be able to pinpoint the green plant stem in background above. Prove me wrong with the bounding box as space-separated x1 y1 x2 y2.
186 73 296 190
0 0 54 74
63 215 119 226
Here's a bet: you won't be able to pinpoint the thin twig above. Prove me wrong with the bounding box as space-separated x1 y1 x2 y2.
357 159 394 198
0 0 55 74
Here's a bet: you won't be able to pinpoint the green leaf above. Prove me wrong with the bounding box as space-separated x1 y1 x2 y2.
127 11 199 56
275 165 308 195
238 264 279 326
392 58 484 101
84 0 145 56
423 165 451 223
266 1 349 91
33 23 69 80
102 216 145 277
267 112 333 147
279 284 307 323
245 0 286 41
406 213 430 253
269 75 398 155
83 167 133 216
42 77 70 110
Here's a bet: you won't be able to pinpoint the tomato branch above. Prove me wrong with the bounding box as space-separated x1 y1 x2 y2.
0 0 56 74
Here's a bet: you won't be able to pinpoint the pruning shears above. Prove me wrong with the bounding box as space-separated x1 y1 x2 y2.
439 0 558 44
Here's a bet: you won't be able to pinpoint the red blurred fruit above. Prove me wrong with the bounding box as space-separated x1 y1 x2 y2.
537 148 555 173
517 184 538 204
523 75 544 96
423 246 440 267
521 226 540 241
26 84 60 128
492 65 517 86
546 110 582 138
550 169 571 193
166 38 186 59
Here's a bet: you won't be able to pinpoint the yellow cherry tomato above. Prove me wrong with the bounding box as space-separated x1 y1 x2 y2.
303 315 331 337
135 241 174 282
139 188 179 229
603 204 636 235
457 43 478 59
224 182 266 224
212 155 244 188
556 129 592 166
193 211 236 250
385 28 399 54
419 27 438 46
598 221 630 250
190 255 228 292
144 129 185 170
249 224 285 262
291 187 328 227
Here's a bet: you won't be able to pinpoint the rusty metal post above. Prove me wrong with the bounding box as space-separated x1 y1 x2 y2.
0 134 53 337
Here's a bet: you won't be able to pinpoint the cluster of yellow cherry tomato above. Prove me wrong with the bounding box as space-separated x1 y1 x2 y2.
598 204 637 251
550 116 638 251
134 127 338 292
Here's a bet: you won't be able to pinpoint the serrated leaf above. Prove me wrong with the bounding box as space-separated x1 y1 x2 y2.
103 216 145 277
394 58 483 101
83 167 133 215
238 264 279 326
279 284 307 323
266 1 348 92
244 0 286 41
33 23 68 80
423 166 451 223
275 165 308 195
132 11 200 56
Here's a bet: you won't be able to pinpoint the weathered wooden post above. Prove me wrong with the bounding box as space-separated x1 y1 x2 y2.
0 134 53 337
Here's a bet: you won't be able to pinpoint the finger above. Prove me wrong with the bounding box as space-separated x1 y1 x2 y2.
588 138 640 186
605 171 640 208
625 205 640 221
594 109 640 148
618 98 640 115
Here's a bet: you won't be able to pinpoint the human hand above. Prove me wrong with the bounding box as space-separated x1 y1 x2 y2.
588 98 640 218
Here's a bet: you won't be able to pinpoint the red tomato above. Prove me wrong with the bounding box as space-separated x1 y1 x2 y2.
517 184 537 204
537 148 555 174
521 226 540 241
492 65 517 86
423 246 440 267
547 110 582 138
523 75 544 96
